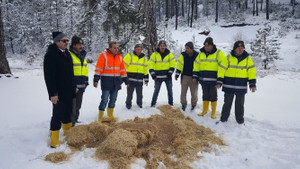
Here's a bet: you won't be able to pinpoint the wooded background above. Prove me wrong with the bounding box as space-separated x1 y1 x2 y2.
0 0 299 73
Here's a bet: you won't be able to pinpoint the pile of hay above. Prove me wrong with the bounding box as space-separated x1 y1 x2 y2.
46 105 224 169
44 151 68 163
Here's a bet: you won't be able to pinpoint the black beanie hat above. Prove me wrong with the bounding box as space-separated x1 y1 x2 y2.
71 36 84 46
158 40 167 46
52 31 66 43
233 40 245 50
134 44 143 49
185 41 194 50
203 37 214 46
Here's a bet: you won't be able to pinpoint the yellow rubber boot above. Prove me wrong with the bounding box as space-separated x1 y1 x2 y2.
211 101 217 119
98 110 104 121
107 108 114 119
50 130 61 148
198 101 209 116
62 122 73 136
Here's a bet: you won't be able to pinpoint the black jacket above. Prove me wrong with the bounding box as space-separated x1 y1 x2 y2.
43 44 75 100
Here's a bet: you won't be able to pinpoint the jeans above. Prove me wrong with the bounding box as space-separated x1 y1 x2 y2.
151 79 173 106
98 89 118 111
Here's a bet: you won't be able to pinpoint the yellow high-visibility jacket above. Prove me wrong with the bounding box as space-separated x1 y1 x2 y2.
148 48 175 80
221 51 256 94
193 46 227 85
69 49 89 92
123 52 149 85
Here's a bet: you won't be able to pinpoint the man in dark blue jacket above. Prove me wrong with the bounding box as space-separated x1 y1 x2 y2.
175 42 199 111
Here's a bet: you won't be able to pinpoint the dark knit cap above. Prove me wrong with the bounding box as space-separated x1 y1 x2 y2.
134 44 143 49
233 40 245 50
203 37 214 46
158 40 167 46
52 31 66 43
71 36 84 46
185 41 194 50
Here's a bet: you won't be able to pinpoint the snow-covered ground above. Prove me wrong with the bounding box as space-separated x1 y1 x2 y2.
1 20 300 168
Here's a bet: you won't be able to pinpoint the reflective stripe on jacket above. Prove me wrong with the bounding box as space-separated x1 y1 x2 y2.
69 50 88 92
148 49 175 80
94 49 127 90
222 51 256 94
123 52 149 85
193 47 227 85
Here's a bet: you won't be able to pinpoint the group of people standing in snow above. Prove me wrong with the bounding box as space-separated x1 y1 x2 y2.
43 31 256 148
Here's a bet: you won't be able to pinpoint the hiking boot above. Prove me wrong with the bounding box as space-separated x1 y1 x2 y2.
181 105 186 111
138 105 143 108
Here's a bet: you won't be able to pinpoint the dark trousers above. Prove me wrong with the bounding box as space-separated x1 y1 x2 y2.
220 93 245 124
71 92 83 123
50 98 73 130
201 84 217 102
126 85 143 106
151 79 173 105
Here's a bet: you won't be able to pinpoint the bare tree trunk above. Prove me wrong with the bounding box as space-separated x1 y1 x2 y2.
157 0 162 22
245 0 248 9
261 0 263 11
229 0 232 15
171 0 175 18
253 0 255 16
55 0 59 30
141 0 157 57
292 0 295 15
5 4 14 54
0 1 11 74
266 0 269 20
181 0 184 17
194 0 197 20
256 0 259 16
190 0 194 27
70 2 73 32
175 0 178 30
166 0 169 19
187 0 190 26
215 0 219 23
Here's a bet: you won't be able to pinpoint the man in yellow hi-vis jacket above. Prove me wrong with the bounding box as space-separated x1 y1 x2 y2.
123 44 149 109
69 36 88 126
217 40 256 124
149 40 176 107
193 37 227 119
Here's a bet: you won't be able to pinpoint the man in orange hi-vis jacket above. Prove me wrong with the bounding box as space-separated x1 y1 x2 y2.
93 41 128 121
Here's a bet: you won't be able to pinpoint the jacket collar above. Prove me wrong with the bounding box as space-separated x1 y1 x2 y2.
200 45 217 55
231 50 249 62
